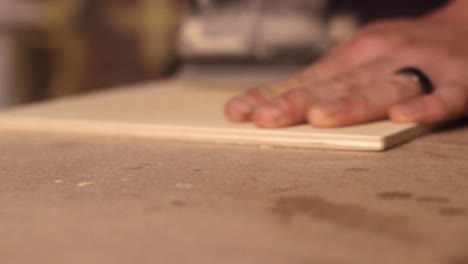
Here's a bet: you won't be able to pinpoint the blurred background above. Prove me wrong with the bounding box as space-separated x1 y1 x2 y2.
0 0 447 108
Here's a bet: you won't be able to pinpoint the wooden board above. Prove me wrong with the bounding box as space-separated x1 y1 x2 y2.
0 79 429 151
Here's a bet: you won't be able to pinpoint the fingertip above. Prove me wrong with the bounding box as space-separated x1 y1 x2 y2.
224 97 254 122
388 108 412 123
307 107 338 128
307 101 349 128
388 103 422 123
252 106 284 128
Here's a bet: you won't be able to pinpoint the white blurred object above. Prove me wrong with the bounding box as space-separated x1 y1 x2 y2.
179 12 255 58
0 0 39 108
179 0 330 62
328 12 359 44
176 0 360 86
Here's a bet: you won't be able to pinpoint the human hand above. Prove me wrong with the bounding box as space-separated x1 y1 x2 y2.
224 15 468 128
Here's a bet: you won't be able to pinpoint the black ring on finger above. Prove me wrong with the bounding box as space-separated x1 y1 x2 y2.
395 67 435 94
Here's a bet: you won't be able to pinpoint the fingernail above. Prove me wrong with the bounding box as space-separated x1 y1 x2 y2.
394 103 422 120
315 100 349 117
228 99 253 117
255 106 284 127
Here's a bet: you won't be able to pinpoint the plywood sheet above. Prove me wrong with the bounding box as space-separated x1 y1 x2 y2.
0 79 429 151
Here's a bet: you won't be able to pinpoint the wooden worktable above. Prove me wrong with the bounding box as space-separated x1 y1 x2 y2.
0 121 467 264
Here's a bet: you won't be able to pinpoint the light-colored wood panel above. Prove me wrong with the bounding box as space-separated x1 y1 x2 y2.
0 79 429 151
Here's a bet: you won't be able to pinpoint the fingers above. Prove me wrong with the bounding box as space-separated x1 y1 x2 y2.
250 76 359 128
390 82 468 124
247 73 468 128
251 88 313 128
251 60 399 128
224 64 326 123
307 74 423 127
224 87 275 122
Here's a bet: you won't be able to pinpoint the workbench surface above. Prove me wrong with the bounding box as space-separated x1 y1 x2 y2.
0 122 467 264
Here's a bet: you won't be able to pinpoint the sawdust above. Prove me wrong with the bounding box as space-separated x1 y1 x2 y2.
77 181 95 187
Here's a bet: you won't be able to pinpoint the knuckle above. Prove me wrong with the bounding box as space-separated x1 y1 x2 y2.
318 78 353 97
337 94 376 122
343 94 371 111
245 87 272 102
278 89 309 118
341 81 362 95
387 78 408 96
280 88 308 102
387 76 420 99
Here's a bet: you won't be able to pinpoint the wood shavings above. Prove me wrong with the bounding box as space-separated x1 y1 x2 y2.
77 182 95 187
